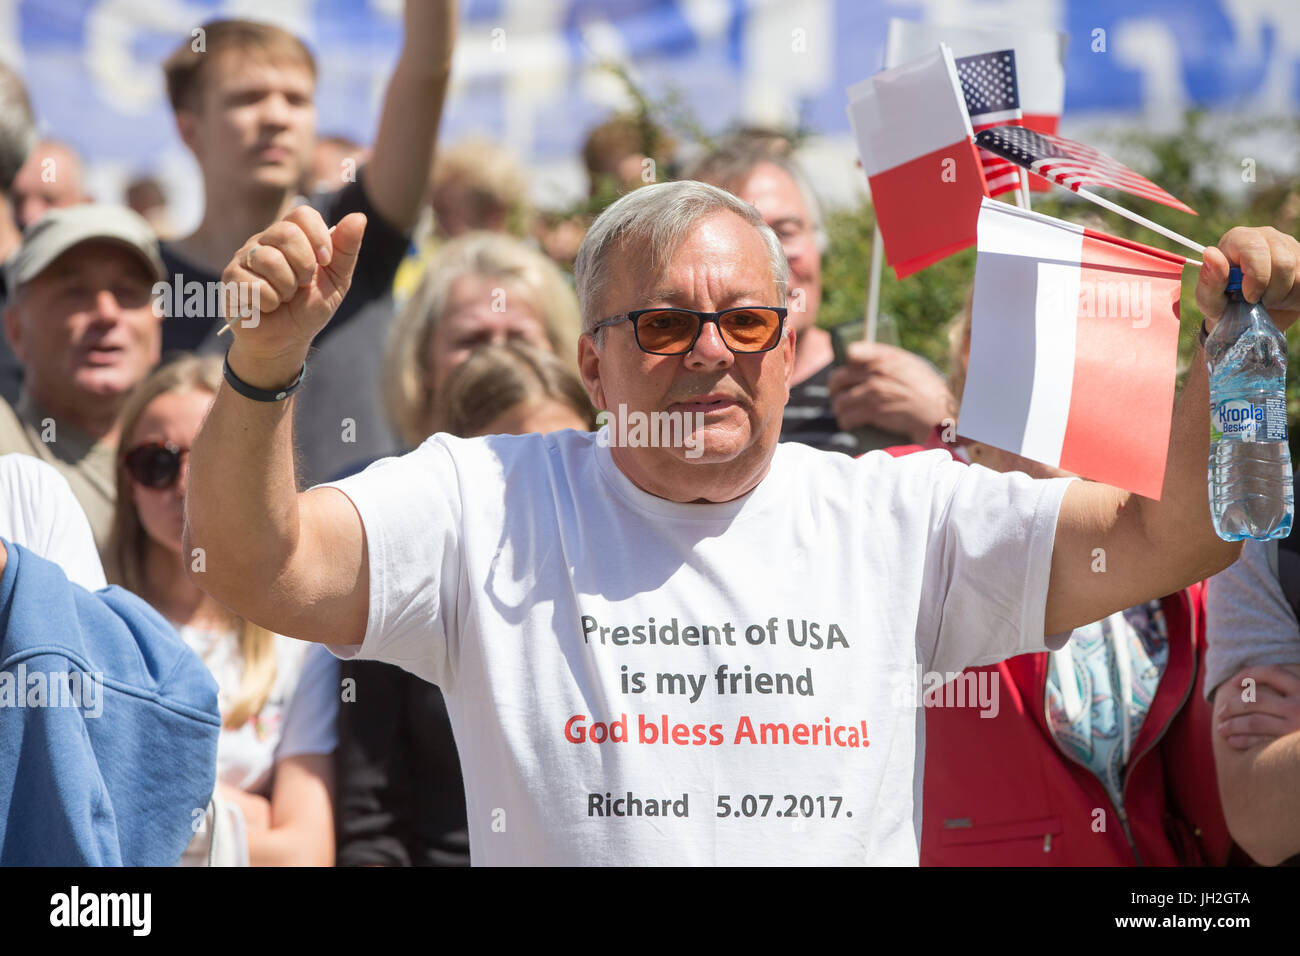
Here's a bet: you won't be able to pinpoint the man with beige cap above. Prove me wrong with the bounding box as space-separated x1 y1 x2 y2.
0 204 164 555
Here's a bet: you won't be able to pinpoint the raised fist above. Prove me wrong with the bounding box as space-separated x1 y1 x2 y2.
221 206 367 368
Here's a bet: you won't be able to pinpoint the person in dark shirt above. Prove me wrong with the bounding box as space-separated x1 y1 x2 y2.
687 136 952 454
156 7 456 485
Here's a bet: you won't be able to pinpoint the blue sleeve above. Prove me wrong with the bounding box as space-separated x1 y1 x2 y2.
275 643 340 763
0 541 221 865
0 541 122 864
0 685 123 865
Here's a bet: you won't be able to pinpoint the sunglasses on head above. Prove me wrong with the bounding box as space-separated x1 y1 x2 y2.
123 441 188 490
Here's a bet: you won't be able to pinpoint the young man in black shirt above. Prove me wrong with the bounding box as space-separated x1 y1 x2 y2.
158 6 456 485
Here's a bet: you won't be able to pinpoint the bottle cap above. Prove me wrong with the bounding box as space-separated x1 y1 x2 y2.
1226 266 1243 294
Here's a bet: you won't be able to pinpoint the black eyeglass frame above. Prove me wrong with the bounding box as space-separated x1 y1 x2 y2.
590 306 789 356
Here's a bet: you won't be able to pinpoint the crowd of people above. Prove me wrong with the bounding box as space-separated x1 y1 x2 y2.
0 4 1297 867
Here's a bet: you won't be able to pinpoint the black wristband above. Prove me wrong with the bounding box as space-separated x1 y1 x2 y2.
223 352 305 402
1198 318 1210 348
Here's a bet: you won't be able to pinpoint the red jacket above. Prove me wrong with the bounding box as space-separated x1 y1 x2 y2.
882 438 1236 865
919 585 1238 865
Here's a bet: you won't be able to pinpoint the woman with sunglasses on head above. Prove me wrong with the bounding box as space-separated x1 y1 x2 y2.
108 355 338 866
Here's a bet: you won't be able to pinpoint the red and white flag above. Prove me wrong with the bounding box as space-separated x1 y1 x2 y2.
847 45 989 279
886 19 1067 192
959 199 1187 499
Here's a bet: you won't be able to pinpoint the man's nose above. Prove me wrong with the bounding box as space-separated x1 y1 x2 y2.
685 317 734 369
93 288 122 321
262 92 292 127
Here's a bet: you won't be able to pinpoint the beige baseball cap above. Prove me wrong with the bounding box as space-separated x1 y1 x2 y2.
5 204 165 290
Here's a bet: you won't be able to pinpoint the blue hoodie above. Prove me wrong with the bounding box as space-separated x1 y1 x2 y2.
0 541 221 865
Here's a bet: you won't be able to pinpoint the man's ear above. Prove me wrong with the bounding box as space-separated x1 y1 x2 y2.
148 306 163 367
3 303 24 363
578 333 607 411
174 109 201 155
782 325 796 394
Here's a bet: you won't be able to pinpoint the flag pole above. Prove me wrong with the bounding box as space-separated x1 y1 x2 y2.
864 223 883 342
1071 186 1204 256
1019 169 1031 210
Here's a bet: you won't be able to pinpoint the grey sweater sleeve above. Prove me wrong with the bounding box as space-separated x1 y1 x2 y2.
1205 539 1300 699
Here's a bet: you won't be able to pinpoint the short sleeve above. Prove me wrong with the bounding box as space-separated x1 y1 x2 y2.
0 454 105 590
1205 539 1300 698
915 459 1075 674
275 644 341 763
311 438 464 688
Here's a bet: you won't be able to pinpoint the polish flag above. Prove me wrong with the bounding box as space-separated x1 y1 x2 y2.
847 45 990 279
958 199 1187 499
885 19 1067 192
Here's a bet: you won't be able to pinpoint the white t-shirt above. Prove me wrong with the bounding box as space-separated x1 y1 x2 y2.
178 626 340 796
0 453 106 590
319 430 1071 865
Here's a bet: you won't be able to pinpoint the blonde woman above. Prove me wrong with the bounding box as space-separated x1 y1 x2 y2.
383 231 582 450
108 355 337 866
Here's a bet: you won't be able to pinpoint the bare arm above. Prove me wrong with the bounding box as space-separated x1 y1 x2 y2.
184 208 370 645
244 754 335 867
361 0 457 231
1044 227 1300 635
218 782 270 830
1212 667 1300 865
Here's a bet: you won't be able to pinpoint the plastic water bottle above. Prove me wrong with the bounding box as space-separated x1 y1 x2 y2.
1207 266 1293 540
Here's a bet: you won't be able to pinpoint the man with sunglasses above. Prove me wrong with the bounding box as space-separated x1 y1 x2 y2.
186 180 1299 865
0 205 164 556
688 136 954 455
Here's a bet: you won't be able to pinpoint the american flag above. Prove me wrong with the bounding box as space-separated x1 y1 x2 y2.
974 125 1197 214
955 50 1024 196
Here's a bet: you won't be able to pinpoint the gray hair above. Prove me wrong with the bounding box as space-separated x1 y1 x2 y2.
575 180 789 335
683 135 828 255
0 62 35 194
